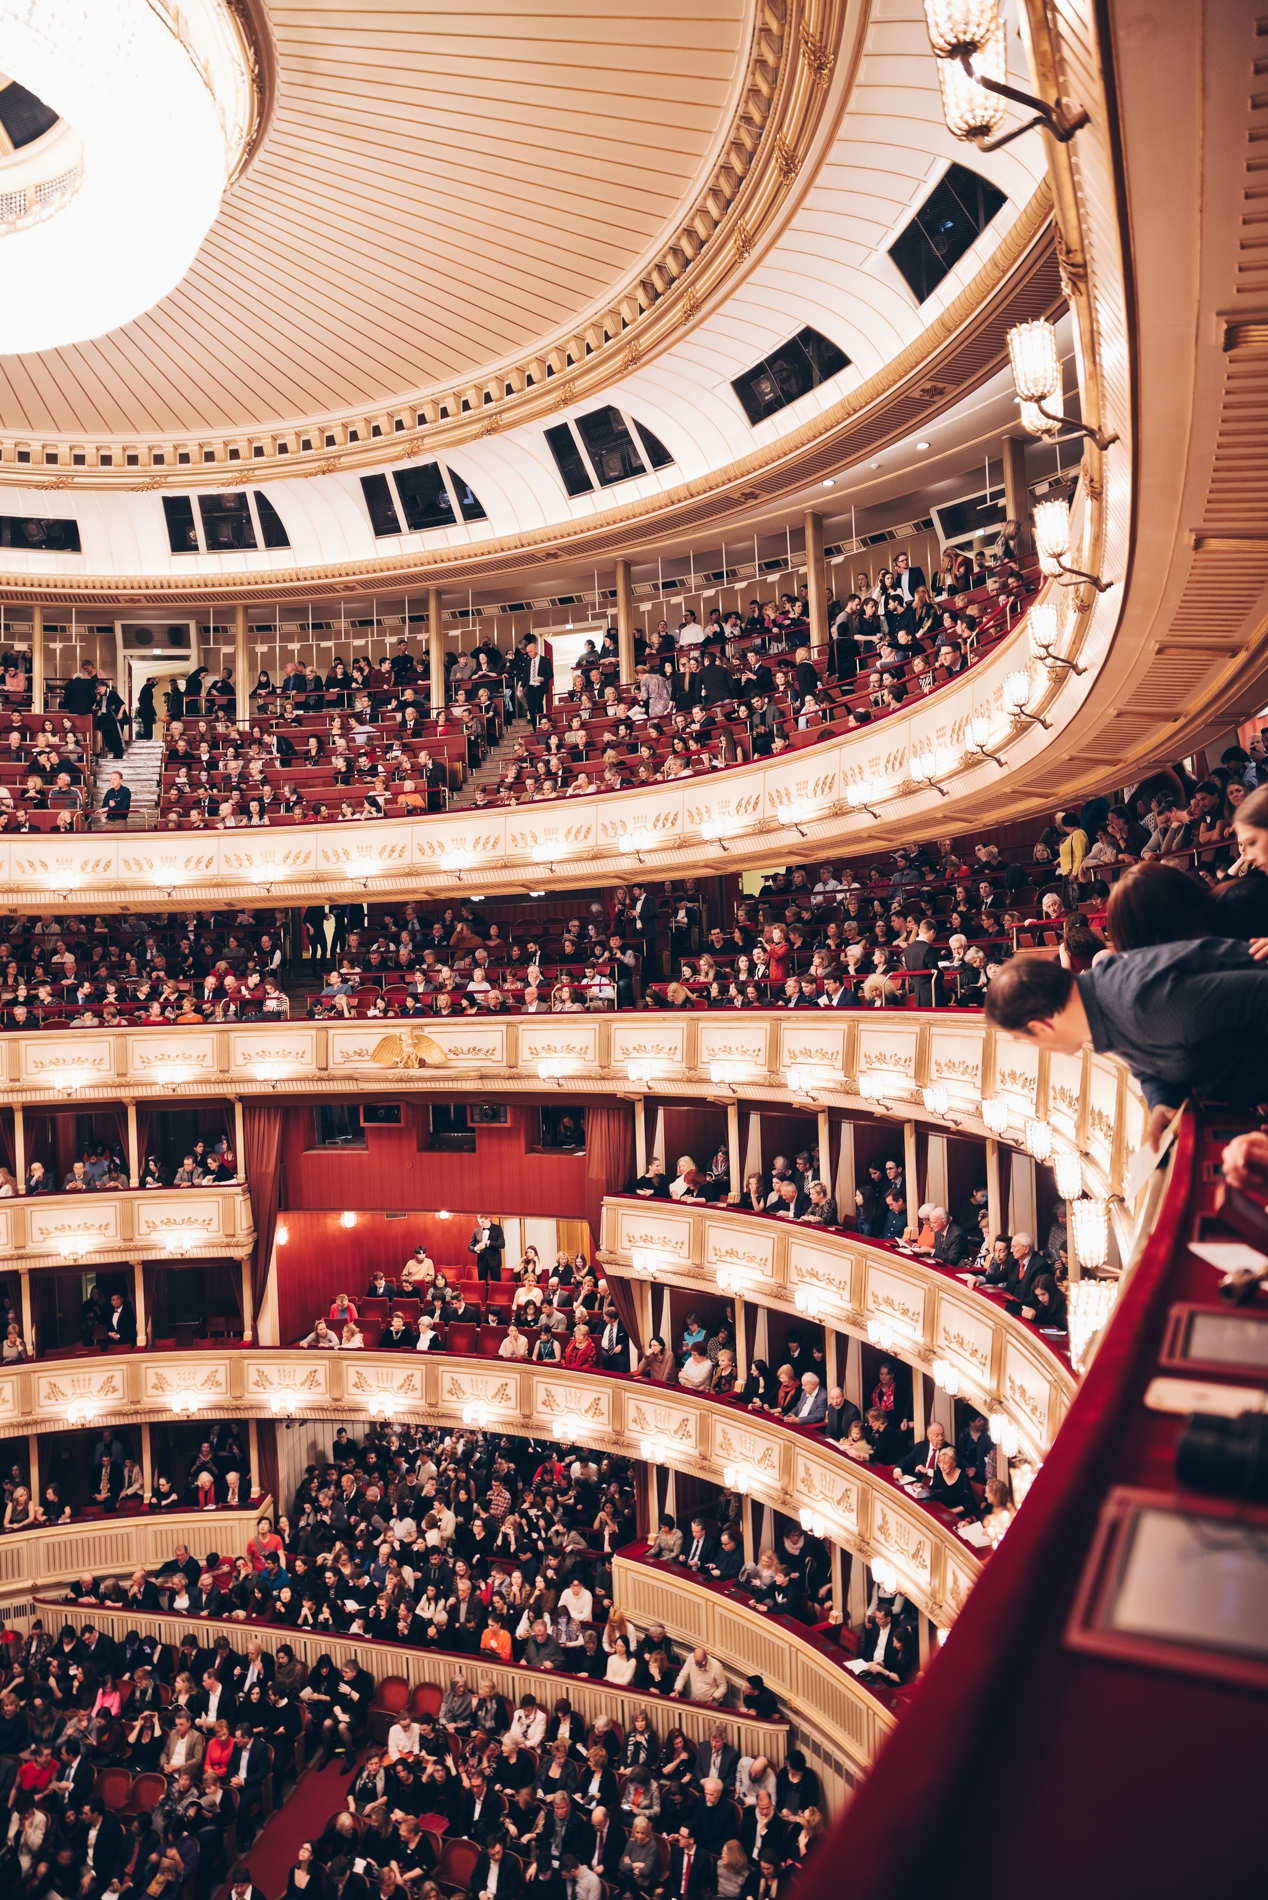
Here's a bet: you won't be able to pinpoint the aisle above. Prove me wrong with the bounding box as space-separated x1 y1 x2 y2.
215 1753 357 1900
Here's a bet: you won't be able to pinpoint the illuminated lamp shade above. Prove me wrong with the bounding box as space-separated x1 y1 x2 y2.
340 1211 358 1230
1028 601 1059 654
1053 1151 1084 1199
989 1413 1020 1459
1070 1197 1110 1272
871 1556 899 1594
934 24 1008 140
437 1209 451 1220
867 1318 895 1351
970 712 994 747
981 1097 1010 1136
0 0 249 354
1007 319 1062 406
1024 1118 1053 1162
1032 498 1073 562
923 1086 949 1116
931 1357 961 1397
799 1506 827 1538
794 1287 822 1316
922 0 999 57
275 1223 290 1247
847 778 877 809
1068 1275 1116 1372
1020 400 1061 439
1005 667 1033 710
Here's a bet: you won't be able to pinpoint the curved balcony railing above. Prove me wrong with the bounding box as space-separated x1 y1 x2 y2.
1 1351 984 1636
600 1196 1077 1459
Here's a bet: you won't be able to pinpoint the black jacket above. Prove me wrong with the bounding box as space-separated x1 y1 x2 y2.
471 1851 524 1900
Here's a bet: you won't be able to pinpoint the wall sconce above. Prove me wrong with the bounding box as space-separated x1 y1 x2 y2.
701 820 735 850
631 1249 673 1279
1010 1460 1040 1507
716 1265 750 1297
858 1069 905 1112
437 1209 451 1221
462 1402 488 1428
1024 1118 1053 1162
66 1400 96 1427
538 1060 573 1086
439 850 474 876
922 1086 950 1118
252 1062 289 1089
981 1097 1010 1137
276 1223 290 1247
1068 1275 1116 1372
55 1234 92 1262
1032 498 1114 592
1029 601 1085 676
870 1556 899 1594
553 1412 583 1441
923 0 1089 151
709 1061 748 1091
989 1412 1021 1460
867 1317 895 1351
1005 667 1051 730
369 1395 397 1420
340 1211 358 1229
913 748 949 798
623 827 655 863
931 1357 961 1397
267 1394 295 1422
778 800 813 837
627 1061 662 1088
164 1228 202 1257
798 1506 827 1538
151 1063 194 1090
1070 1197 1110 1273
794 1287 822 1317
55 1069 94 1096
968 713 1005 767
1007 320 1117 450
639 1434 668 1463
846 779 879 817
786 1065 829 1100
723 1462 760 1495
1053 1151 1084 1199
170 1394 200 1417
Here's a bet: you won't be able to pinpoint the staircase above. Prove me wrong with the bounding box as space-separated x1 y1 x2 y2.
93 738 163 824
449 724 522 808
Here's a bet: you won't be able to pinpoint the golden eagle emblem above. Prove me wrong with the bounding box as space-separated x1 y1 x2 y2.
369 1029 449 1069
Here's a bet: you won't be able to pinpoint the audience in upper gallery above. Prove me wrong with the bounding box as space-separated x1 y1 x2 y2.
133 550 1034 832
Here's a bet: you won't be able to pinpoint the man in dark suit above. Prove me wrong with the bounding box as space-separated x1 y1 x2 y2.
739 1793 786 1865
321 1659 374 1771
1010 1232 1050 1306
693 1727 739 1789
228 1724 271 1842
702 1528 744 1583
229 1865 270 1900
587 1807 625 1881
927 1207 969 1266
467 1215 505 1286
682 1519 719 1574
690 1781 734 1856
543 1793 592 1869
893 552 925 601
857 1606 915 1685
901 919 939 1008
898 1422 949 1480
523 639 553 725
471 1836 525 1900
824 1388 861 1440
658 1828 712 1900
456 1774 508 1847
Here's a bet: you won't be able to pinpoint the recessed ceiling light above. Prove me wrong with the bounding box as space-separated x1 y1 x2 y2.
870 461 881 469
821 478 835 487
916 441 931 450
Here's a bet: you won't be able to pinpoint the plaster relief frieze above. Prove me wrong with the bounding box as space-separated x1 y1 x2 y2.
704 1217 776 1281
934 1295 994 1379
786 1238 856 1309
19 1037 114 1084
794 1454 859 1526
134 1201 223 1242
855 1024 919 1080
862 1263 927 1344
779 1021 847 1073
423 1024 508 1067
35 1366 125 1413
228 1029 318 1074
532 1380 612 1431
439 1370 518 1412
611 1207 694 1262
27 1204 121 1250
126 1033 218 1078
518 1022 599 1067
696 1019 770 1068
871 1502 932 1587
624 1394 699 1453
345 1363 425 1404
245 1361 332 1403
610 1021 687 1069
0 1378 17 1425
142 1362 231 1404
1003 1338 1052 1441
711 1418 780 1476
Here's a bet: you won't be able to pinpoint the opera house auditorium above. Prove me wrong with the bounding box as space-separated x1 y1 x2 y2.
0 1 1260 1894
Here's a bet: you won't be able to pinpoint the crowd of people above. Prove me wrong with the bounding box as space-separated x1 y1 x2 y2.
12 1419 829 1900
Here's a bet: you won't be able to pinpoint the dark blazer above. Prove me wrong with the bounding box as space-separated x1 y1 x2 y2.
87 1814 127 1884
587 1818 626 1880
690 1792 735 1855
681 1533 719 1571
663 1843 712 1900
693 1739 739 1787
931 1222 970 1267
824 1399 861 1440
703 1542 744 1583
471 1851 525 1900
901 939 936 1008
740 1808 788 1863
453 1787 507 1845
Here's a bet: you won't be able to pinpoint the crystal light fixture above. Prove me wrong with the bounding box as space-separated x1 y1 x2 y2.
931 1357 961 1397
1005 667 1051 729
1008 319 1118 449
914 747 949 796
1024 1118 1053 1162
847 778 879 816
922 0 1090 152
794 1287 822 1316
1032 498 1114 592
981 1097 1010 1136
1030 599 1087 677
1053 1151 1084 1199
867 1318 896 1350
923 1086 949 1116
989 1413 1020 1460
1070 1197 1110 1272
1068 1276 1116 1372
969 711 1005 767
871 1557 900 1594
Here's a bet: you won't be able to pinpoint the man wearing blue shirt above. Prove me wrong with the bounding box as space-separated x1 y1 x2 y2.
985 939 1268 1147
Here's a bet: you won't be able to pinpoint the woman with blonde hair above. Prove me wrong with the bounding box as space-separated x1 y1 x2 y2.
715 1841 750 1899
668 1156 698 1200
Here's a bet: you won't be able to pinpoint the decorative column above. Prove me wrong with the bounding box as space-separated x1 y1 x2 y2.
140 1421 152 1497
241 1255 255 1345
27 1433 38 1506
733 1294 748 1387
1002 435 1030 553
844 1334 863 1414
132 1259 145 1345
903 1121 919 1231
830 1543 845 1623
633 1097 647 1178
816 1109 831 1201
428 587 444 717
126 1100 139 1188
741 1494 754 1565
30 604 43 716
986 1137 1003 1241
804 510 828 651
615 558 636 684
234 604 249 731
248 1417 261 1500
727 1102 742 1204
19 1268 31 1351
233 1098 245 1182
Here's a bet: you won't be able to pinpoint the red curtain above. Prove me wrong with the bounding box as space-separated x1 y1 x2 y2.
256 1417 280 1512
585 1103 640 1350
0 1109 14 1182
243 1103 284 1323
